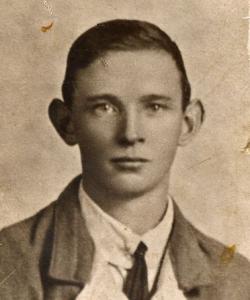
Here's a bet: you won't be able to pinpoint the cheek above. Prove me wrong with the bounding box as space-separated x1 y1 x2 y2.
148 117 183 146
74 119 116 154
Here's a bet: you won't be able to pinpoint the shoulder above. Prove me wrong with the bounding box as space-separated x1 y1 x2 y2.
0 176 81 297
190 220 250 292
171 202 250 296
0 175 81 256
0 200 57 287
0 199 56 251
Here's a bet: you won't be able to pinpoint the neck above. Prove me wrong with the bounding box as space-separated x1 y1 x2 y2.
82 178 170 235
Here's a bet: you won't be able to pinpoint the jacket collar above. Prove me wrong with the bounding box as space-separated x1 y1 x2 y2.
47 175 94 286
169 202 213 291
47 176 213 291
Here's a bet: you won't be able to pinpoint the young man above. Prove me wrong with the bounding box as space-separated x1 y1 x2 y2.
0 19 250 300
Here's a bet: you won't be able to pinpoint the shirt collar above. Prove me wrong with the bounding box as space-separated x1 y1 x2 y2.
78 180 174 272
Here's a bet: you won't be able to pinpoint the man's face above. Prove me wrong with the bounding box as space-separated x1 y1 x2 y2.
70 50 186 197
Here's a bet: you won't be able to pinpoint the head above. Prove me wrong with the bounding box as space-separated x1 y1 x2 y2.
49 19 204 199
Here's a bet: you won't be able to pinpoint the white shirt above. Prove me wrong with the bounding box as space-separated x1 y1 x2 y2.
76 182 185 300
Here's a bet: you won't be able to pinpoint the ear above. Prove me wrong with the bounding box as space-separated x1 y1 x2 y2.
178 99 205 146
48 98 77 146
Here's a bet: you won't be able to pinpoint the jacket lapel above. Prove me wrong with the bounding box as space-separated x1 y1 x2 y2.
169 202 213 293
47 175 94 287
46 176 214 296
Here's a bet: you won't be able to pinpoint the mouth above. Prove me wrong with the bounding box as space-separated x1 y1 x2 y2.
111 157 149 162
111 157 150 170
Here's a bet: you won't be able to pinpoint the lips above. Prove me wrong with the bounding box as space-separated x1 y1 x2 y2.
111 157 149 163
111 157 150 170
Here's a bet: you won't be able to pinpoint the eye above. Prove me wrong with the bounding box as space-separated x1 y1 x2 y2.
93 103 118 115
147 103 166 112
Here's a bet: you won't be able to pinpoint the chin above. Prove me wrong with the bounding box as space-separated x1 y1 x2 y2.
105 176 158 199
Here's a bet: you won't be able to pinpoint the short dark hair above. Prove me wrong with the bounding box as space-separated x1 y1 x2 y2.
62 19 191 110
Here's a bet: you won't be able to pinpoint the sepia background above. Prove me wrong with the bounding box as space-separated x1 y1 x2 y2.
0 1 250 258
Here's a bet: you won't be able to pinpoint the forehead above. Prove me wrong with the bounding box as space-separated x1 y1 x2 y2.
74 50 182 100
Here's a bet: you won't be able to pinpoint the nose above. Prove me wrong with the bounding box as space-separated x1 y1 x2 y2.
118 108 145 146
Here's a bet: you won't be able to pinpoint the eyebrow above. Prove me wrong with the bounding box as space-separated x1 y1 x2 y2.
140 94 172 102
84 93 172 103
84 94 118 103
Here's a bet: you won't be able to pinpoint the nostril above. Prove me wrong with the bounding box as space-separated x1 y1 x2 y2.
118 136 145 146
138 137 145 143
118 136 136 146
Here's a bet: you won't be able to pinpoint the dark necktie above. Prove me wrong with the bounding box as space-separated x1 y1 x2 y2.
123 241 150 300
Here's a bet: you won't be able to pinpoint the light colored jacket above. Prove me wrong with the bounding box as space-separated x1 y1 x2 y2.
1 176 250 299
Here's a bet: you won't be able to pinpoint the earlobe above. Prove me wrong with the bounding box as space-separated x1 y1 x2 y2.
48 98 77 146
178 99 205 146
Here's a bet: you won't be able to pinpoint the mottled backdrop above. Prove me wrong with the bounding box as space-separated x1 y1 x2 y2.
0 1 250 258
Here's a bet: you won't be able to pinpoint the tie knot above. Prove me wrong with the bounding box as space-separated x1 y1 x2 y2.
134 241 147 257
